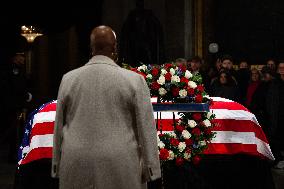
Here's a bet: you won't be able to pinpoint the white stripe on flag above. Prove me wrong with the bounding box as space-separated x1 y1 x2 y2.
158 131 274 160
212 109 260 126
29 134 53 151
154 112 180 119
255 137 275 160
32 111 56 128
212 131 274 160
154 109 260 127
210 97 234 102
211 131 255 144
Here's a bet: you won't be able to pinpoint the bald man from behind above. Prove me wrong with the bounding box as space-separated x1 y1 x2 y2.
52 25 161 189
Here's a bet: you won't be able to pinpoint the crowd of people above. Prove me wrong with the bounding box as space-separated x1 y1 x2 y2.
179 55 284 169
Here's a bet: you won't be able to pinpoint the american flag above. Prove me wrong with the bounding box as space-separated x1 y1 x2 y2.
17 97 274 166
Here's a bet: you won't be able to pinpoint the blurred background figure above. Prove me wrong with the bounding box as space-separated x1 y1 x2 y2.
266 59 277 75
245 68 261 108
236 60 250 105
0 53 32 163
189 55 202 75
239 60 249 69
220 55 237 77
210 70 239 101
207 57 222 88
175 58 187 67
250 66 276 133
271 62 284 169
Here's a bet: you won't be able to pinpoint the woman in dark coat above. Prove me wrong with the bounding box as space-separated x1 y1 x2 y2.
210 70 239 101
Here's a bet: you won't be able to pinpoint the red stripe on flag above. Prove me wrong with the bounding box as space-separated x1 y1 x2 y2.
210 101 249 111
204 143 266 159
30 122 55 137
20 147 53 165
156 119 268 144
212 119 268 143
38 103 57 113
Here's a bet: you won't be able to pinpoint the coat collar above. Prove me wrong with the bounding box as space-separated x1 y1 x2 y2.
85 55 119 68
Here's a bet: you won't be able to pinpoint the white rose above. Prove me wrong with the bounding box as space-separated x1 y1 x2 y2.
161 69 167 75
206 112 213 119
158 141 165 149
157 75 165 85
146 74 152 79
170 68 175 75
178 142 186 152
169 132 177 138
159 88 167 96
184 152 191 160
168 150 175 160
157 135 160 143
137 65 147 72
178 120 182 125
185 70 193 79
199 140 207 146
171 75 180 83
203 119 212 127
182 130 191 139
204 95 210 99
188 81 197 89
179 89 187 98
188 120 197 128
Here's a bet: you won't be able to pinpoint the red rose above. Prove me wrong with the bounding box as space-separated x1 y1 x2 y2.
192 155 201 165
151 82 160 91
195 94 203 103
165 72 172 81
180 64 187 72
191 128 201 136
171 87 179 97
180 77 189 84
187 87 195 95
176 125 184 132
185 148 192 154
164 63 172 70
204 128 212 135
196 85 204 93
192 113 202 121
185 138 194 146
151 68 159 77
138 72 147 79
158 133 164 138
176 157 184 166
159 149 169 160
170 138 179 146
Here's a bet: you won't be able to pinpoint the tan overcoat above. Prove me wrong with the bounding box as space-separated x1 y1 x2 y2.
52 55 161 189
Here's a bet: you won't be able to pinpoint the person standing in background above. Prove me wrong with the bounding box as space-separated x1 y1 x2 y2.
0 53 32 163
236 60 250 105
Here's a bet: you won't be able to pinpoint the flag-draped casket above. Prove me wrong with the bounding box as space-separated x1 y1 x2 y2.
18 97 274 166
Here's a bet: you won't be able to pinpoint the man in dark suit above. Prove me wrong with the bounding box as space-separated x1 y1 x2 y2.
0 53 32 162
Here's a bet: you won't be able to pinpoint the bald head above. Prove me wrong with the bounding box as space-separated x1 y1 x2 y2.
90 25 117 59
